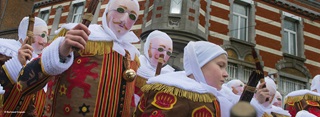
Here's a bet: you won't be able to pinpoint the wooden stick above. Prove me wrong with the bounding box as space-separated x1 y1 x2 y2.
239 47 266 102
73 0 99 51
81 0 99 27
155 54 164 76
26 14 35 45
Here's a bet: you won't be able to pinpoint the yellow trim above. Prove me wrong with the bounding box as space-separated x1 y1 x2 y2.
17 81 23 92
134 54 140 68
151 92 177 110
138 94 145 112
51 28 68 42
59 84 67 95
142 83 216 103
271 112 290 117
135 76 147 88
51 28 141 63
79 41 113 56
2 65 15 84
306 100 319 106
262 113 273 117
284 94 320 104
191 105 213 117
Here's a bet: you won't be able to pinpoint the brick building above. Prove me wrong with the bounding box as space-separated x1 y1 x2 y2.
0 0 35 39
22 0 320 97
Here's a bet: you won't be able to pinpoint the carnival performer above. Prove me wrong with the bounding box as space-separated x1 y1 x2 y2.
134 41 225 116
272 91 282 107
134 30 174 106
311 75 320 93
219 79 244 103
135 41 274 117
12 0 141 116
251 76 290 117
226 79 245 96
0 17 48 117
284 75 320 117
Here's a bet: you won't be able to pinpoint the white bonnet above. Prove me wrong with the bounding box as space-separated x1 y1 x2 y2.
226 79 244 88
311 75 320 93
183 41 227 84
18 17 47 41
143 30 172 60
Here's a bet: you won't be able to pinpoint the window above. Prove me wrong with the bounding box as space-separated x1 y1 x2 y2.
243 67 254 83
71 3 84 23
231 3 249 41
39 10 49 22
227 63 238 80
170 0 182 14
283 19 298 56
278 77 306 95
50 6 63 40
281 11 304 58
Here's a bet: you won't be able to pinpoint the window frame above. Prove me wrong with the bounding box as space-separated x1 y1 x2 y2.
38 7 51 23
281 11 305 59
169 0 183 14
232 3 249 41
283 19 298 56
278 75 307 96
71 3 84 23
227 62 238 80
67 0 86 23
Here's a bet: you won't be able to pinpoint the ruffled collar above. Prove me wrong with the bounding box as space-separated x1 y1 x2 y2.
146 71 221 96
55 23 140 60
0 38 20 57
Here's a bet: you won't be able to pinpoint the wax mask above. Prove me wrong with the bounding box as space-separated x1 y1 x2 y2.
232 82 244 95
148 37 173 67
106 0 139 38
262 83 276 107
272 91 282 107
32 26 48 54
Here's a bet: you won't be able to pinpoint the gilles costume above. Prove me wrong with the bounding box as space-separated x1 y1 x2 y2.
0 17 47 117
134 30 174 106
284 90 320 117
135 41 224 117
284 75 320 117
250 77 291 117
13 2 141 116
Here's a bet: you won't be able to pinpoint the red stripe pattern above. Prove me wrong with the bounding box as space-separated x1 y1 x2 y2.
94 52 123 117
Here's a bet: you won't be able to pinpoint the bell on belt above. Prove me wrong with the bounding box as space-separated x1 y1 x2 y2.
123 69 136 82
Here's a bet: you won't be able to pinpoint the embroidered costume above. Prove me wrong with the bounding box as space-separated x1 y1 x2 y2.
284 90 320 116
14 0 141 116
0 17 48 117
134 71 221 117
284 75 320 117
135 30 174 106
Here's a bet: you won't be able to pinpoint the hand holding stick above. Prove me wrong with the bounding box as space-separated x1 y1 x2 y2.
72 0 99 51
239 47 266 102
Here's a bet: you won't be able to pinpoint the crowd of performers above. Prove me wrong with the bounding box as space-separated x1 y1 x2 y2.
0 0 319 116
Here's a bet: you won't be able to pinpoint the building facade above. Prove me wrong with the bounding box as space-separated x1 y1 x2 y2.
0 0 35 39
29 0 320 97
